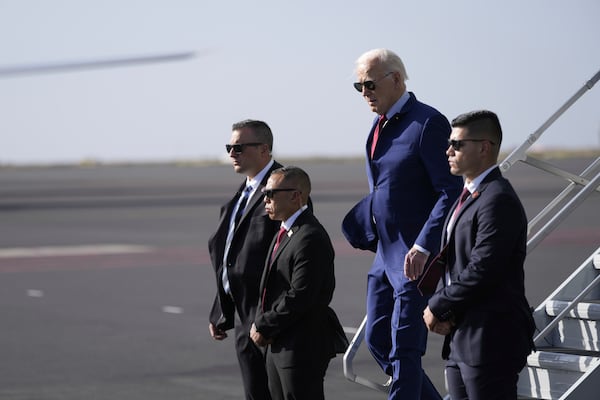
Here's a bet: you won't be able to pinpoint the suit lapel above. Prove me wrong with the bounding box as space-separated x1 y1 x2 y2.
265 211 308 275
259 210 313 311
445 168 500 242
442 195 461 244
272 227 294 261
259 224 296 296
367 93 417 188
219 182 245 234
234 189 259 232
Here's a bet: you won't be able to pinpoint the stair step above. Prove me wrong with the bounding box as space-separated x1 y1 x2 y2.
519 365 574 400
546 300 600 320
518 249 600 399
544 300 600 351
519 350 600 399
526 349 600 372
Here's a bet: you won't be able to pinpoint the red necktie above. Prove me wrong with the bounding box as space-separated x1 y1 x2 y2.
271 227 287 260
262 227 287 311
370 114 387 159
451 188 470 220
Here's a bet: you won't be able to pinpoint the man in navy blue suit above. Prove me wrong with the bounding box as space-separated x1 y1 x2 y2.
423 110 535 399
342 48 462 399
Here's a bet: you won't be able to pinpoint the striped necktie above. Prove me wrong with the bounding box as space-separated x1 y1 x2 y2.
234 185 252 228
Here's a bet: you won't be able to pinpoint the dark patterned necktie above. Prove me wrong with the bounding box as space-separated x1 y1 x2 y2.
234 186 252 228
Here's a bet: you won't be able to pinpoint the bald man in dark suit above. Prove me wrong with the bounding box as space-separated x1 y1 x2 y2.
251 166 346 400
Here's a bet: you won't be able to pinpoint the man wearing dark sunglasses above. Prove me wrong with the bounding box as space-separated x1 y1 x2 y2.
250 166 346 400
342 48 462 400
208 119 282 400
423 110 535 399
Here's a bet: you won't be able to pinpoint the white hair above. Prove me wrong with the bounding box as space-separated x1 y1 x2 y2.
355 48 409 81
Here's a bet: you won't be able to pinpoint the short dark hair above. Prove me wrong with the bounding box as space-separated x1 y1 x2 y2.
231 119 273 151
451 110 503 146
271 166 311 202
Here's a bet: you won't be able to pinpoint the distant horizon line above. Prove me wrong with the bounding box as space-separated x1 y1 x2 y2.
2 148 599 169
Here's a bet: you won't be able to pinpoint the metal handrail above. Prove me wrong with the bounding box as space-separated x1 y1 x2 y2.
533 271 600 346
528 158 600 233
343 316 390 393
500 69 600 173
527 171 600 253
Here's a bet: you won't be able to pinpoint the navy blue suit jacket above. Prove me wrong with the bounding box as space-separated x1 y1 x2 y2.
343 92 462 289
428 167 535 366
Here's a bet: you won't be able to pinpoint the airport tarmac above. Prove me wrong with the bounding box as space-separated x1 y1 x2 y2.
0 157 598 399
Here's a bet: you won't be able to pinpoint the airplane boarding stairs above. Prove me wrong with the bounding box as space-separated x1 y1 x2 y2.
342 68 600 399
518 248 600 399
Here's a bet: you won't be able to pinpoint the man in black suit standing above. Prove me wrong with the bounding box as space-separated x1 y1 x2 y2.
250 166 345 400
208 119 281 400
423 110 535 399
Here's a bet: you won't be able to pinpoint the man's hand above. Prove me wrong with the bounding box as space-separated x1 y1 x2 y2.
250 323 272 347
423 306 453 336
404 246 428 280
209 323 228 340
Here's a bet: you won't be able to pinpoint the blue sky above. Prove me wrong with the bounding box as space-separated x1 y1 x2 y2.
1 0 599 164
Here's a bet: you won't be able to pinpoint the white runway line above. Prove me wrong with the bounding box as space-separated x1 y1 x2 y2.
0 244 154 258
26 289 44 297
162 306 184 314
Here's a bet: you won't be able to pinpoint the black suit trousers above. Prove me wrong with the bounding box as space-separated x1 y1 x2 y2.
235 320 271 400
445 357 527 400
265 349 330 400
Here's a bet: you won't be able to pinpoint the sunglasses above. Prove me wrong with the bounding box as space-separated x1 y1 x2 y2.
225 142 263 154
261 188 297 199
448 139 495 151
353 72 394 92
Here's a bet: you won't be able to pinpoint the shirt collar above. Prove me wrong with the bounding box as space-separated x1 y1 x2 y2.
465 164 498 193
245 159 274 193
383 90 410 120
281 204 308 231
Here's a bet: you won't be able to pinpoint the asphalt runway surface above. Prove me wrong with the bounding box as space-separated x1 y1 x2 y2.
0 157 598 400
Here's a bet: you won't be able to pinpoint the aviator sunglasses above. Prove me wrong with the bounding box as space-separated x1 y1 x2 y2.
448 139 495 151
353 72 394 92
225 142 264 154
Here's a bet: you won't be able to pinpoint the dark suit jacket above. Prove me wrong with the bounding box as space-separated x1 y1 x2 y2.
208 161 282 331
343 92 462 290
254 209 344 367
428 167 535 366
